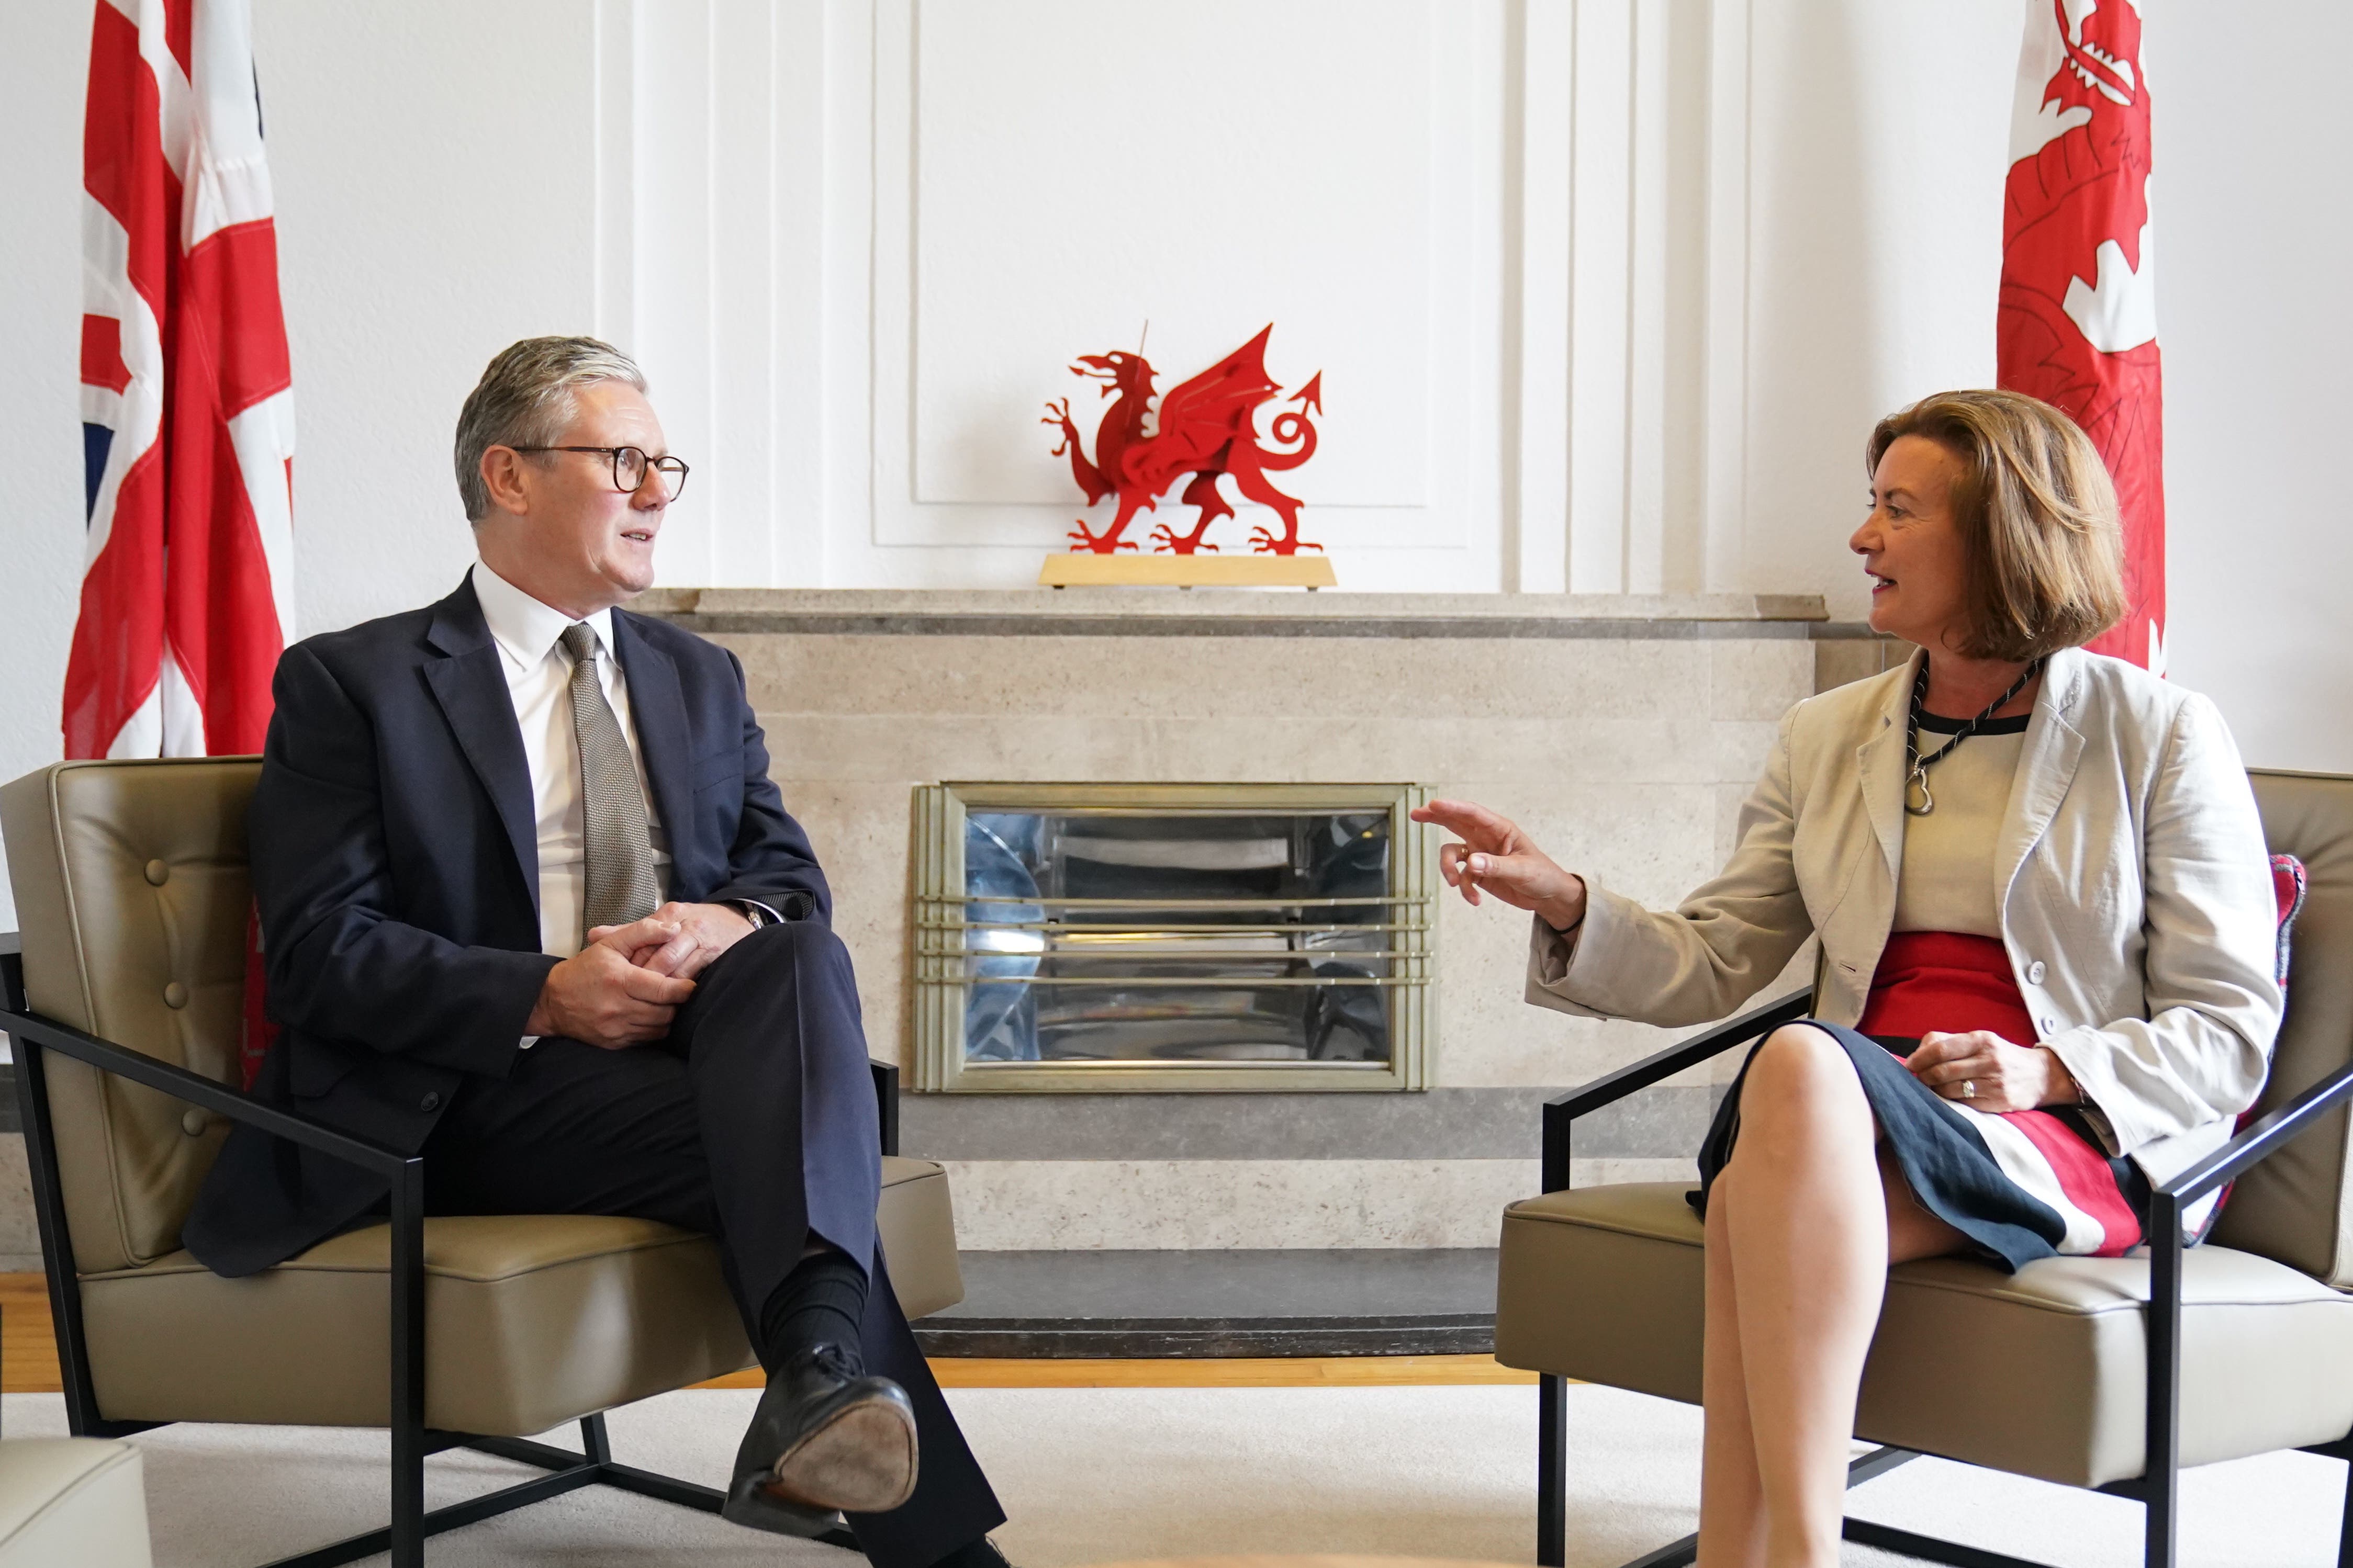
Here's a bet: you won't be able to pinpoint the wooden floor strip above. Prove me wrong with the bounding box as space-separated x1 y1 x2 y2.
0 1274 1531 1394
701 1356 1533 1390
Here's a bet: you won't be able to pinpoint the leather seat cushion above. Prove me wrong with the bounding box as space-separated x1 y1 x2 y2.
0 1440 150 1567
78 1156 963 1435
878 1155 963 1321
1496 1181 2353 1487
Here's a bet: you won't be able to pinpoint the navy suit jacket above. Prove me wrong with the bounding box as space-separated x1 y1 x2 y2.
185 576 830 1276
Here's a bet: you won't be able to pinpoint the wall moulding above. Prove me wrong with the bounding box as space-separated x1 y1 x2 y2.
600 0 1752 595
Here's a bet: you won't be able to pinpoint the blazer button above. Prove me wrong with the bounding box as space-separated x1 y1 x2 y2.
2026 961 2047 985
162 982 188 1009
420 1091 443 1112
2041 1016 2060 1034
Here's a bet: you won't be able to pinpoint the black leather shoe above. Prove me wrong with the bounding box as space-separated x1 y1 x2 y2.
721 1344 919 1533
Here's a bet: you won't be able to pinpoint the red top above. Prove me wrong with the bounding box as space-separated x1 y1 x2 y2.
1856 931 2036 1045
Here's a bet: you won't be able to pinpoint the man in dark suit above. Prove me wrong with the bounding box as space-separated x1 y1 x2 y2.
185 337 1007 1568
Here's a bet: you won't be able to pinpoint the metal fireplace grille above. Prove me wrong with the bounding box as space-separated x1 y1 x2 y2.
911 783 1435 1092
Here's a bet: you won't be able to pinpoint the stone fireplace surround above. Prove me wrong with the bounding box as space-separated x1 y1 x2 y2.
637 588 1897 1253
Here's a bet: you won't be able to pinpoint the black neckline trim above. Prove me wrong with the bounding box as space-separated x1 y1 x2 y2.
1916 710 2029 736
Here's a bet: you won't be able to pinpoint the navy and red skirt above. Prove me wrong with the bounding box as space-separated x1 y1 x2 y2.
1695 932 2144 1271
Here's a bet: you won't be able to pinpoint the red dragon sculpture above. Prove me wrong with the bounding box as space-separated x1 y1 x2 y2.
1042 324 1322 555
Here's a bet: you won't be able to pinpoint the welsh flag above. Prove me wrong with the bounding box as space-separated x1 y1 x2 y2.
1998 0 2162 672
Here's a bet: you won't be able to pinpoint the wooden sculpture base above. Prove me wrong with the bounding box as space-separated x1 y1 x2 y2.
1038 554 1337 590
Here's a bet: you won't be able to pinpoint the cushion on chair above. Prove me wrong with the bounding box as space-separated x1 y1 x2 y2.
78 1214 749 1434
75 1156 962 1434
0 759 256 1274
1495 1182 1709 1405
1496 1182 2353 1488
879 1154 964 1319
0 1439 151 1567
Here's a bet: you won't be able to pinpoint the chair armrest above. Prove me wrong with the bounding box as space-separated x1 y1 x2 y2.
2130 1054 2353 1501
1539 988 1813 1192
2154 1057 2353 1206
1 942 409 1177
870 1058 900 1156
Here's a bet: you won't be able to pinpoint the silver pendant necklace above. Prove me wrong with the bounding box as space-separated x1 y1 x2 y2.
1904 657 2042 817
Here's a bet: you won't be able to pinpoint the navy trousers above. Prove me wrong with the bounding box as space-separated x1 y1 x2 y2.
421 919 1005 1568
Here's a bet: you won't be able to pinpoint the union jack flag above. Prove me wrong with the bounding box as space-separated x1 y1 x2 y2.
70 0 295 759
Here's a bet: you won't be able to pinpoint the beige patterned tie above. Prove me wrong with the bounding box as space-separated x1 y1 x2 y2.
562 622 659 943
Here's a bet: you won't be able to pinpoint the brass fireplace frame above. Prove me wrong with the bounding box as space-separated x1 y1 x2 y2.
910 782 1436 1092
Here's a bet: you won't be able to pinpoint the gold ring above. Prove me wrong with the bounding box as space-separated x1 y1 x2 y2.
1961 1079 1977 1100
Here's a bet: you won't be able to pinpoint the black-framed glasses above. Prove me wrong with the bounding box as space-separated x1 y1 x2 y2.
510 444 690 501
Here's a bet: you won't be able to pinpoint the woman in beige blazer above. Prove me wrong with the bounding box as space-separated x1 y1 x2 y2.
1417 390 2281 1568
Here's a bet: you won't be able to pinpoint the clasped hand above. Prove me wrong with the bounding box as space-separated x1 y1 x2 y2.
1906 1030 2079 1113
524 901 758 1051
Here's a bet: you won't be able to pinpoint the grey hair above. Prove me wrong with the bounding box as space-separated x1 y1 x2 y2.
454 336 648 522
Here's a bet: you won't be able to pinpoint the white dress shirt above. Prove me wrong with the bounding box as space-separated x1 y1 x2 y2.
470 560 672 960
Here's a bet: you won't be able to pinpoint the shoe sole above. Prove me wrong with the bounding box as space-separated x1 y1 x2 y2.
719 1482 838 1539
768 1392 920 1514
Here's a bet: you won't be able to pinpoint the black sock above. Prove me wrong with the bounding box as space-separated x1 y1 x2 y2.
759 1248 869 1372
924 1535 1009 1568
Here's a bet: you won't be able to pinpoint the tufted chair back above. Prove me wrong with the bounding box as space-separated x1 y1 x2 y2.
2211 770 2353 1287
0 759 258 1273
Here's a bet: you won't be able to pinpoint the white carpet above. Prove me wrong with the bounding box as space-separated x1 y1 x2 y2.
5 1384 2340 1566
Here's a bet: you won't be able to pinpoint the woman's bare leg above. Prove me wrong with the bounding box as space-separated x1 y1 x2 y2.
1696 1181 1767 1567
1697 1026 1971 1567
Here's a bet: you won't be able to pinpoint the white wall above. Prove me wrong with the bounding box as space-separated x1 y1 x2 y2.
1 0 2347 931
2143 0 2353 770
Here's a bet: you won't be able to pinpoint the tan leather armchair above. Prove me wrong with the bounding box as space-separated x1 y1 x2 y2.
1494 768 2353 1568
0 757 966 1567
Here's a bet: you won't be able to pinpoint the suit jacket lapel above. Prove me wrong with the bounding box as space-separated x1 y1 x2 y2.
1856 649 1919 883
613 612 692 871
422 580 540 907
1995 647 2089 911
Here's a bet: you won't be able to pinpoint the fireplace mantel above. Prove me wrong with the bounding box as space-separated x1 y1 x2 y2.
635 587 1855 642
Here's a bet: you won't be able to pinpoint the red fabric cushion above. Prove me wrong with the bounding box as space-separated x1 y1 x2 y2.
2190 853 2306 1243
2270 853 2309 986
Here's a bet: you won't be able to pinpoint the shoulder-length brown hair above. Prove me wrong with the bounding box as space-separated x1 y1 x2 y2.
1867 390 2126 661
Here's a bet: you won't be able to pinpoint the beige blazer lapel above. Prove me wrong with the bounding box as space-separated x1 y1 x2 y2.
1995 648 2089 912
1855 649 1920 883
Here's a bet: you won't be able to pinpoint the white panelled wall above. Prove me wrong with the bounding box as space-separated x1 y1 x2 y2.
597 0 1733 593
2 1 2351 931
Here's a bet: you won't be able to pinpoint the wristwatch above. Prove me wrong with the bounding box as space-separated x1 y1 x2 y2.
730 899 775 930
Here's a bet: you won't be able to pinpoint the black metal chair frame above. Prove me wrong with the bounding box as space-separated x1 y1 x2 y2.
0 931 893 1568
1532 988 2353 1568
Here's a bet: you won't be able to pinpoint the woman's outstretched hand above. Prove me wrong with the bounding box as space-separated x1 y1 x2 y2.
1907 1030 2081 1113
1410 798 1589 932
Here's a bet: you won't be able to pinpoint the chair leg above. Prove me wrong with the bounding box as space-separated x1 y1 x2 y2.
579 1412 613 1465
388 1158 427 1568
2142 1476 2177 1568
1537 1372 1567 1567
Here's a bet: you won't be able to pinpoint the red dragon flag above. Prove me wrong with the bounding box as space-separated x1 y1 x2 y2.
1997 1 2162 671
69 0 296 759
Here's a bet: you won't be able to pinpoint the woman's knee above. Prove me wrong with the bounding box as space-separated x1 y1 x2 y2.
1739 1024 1869 1132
